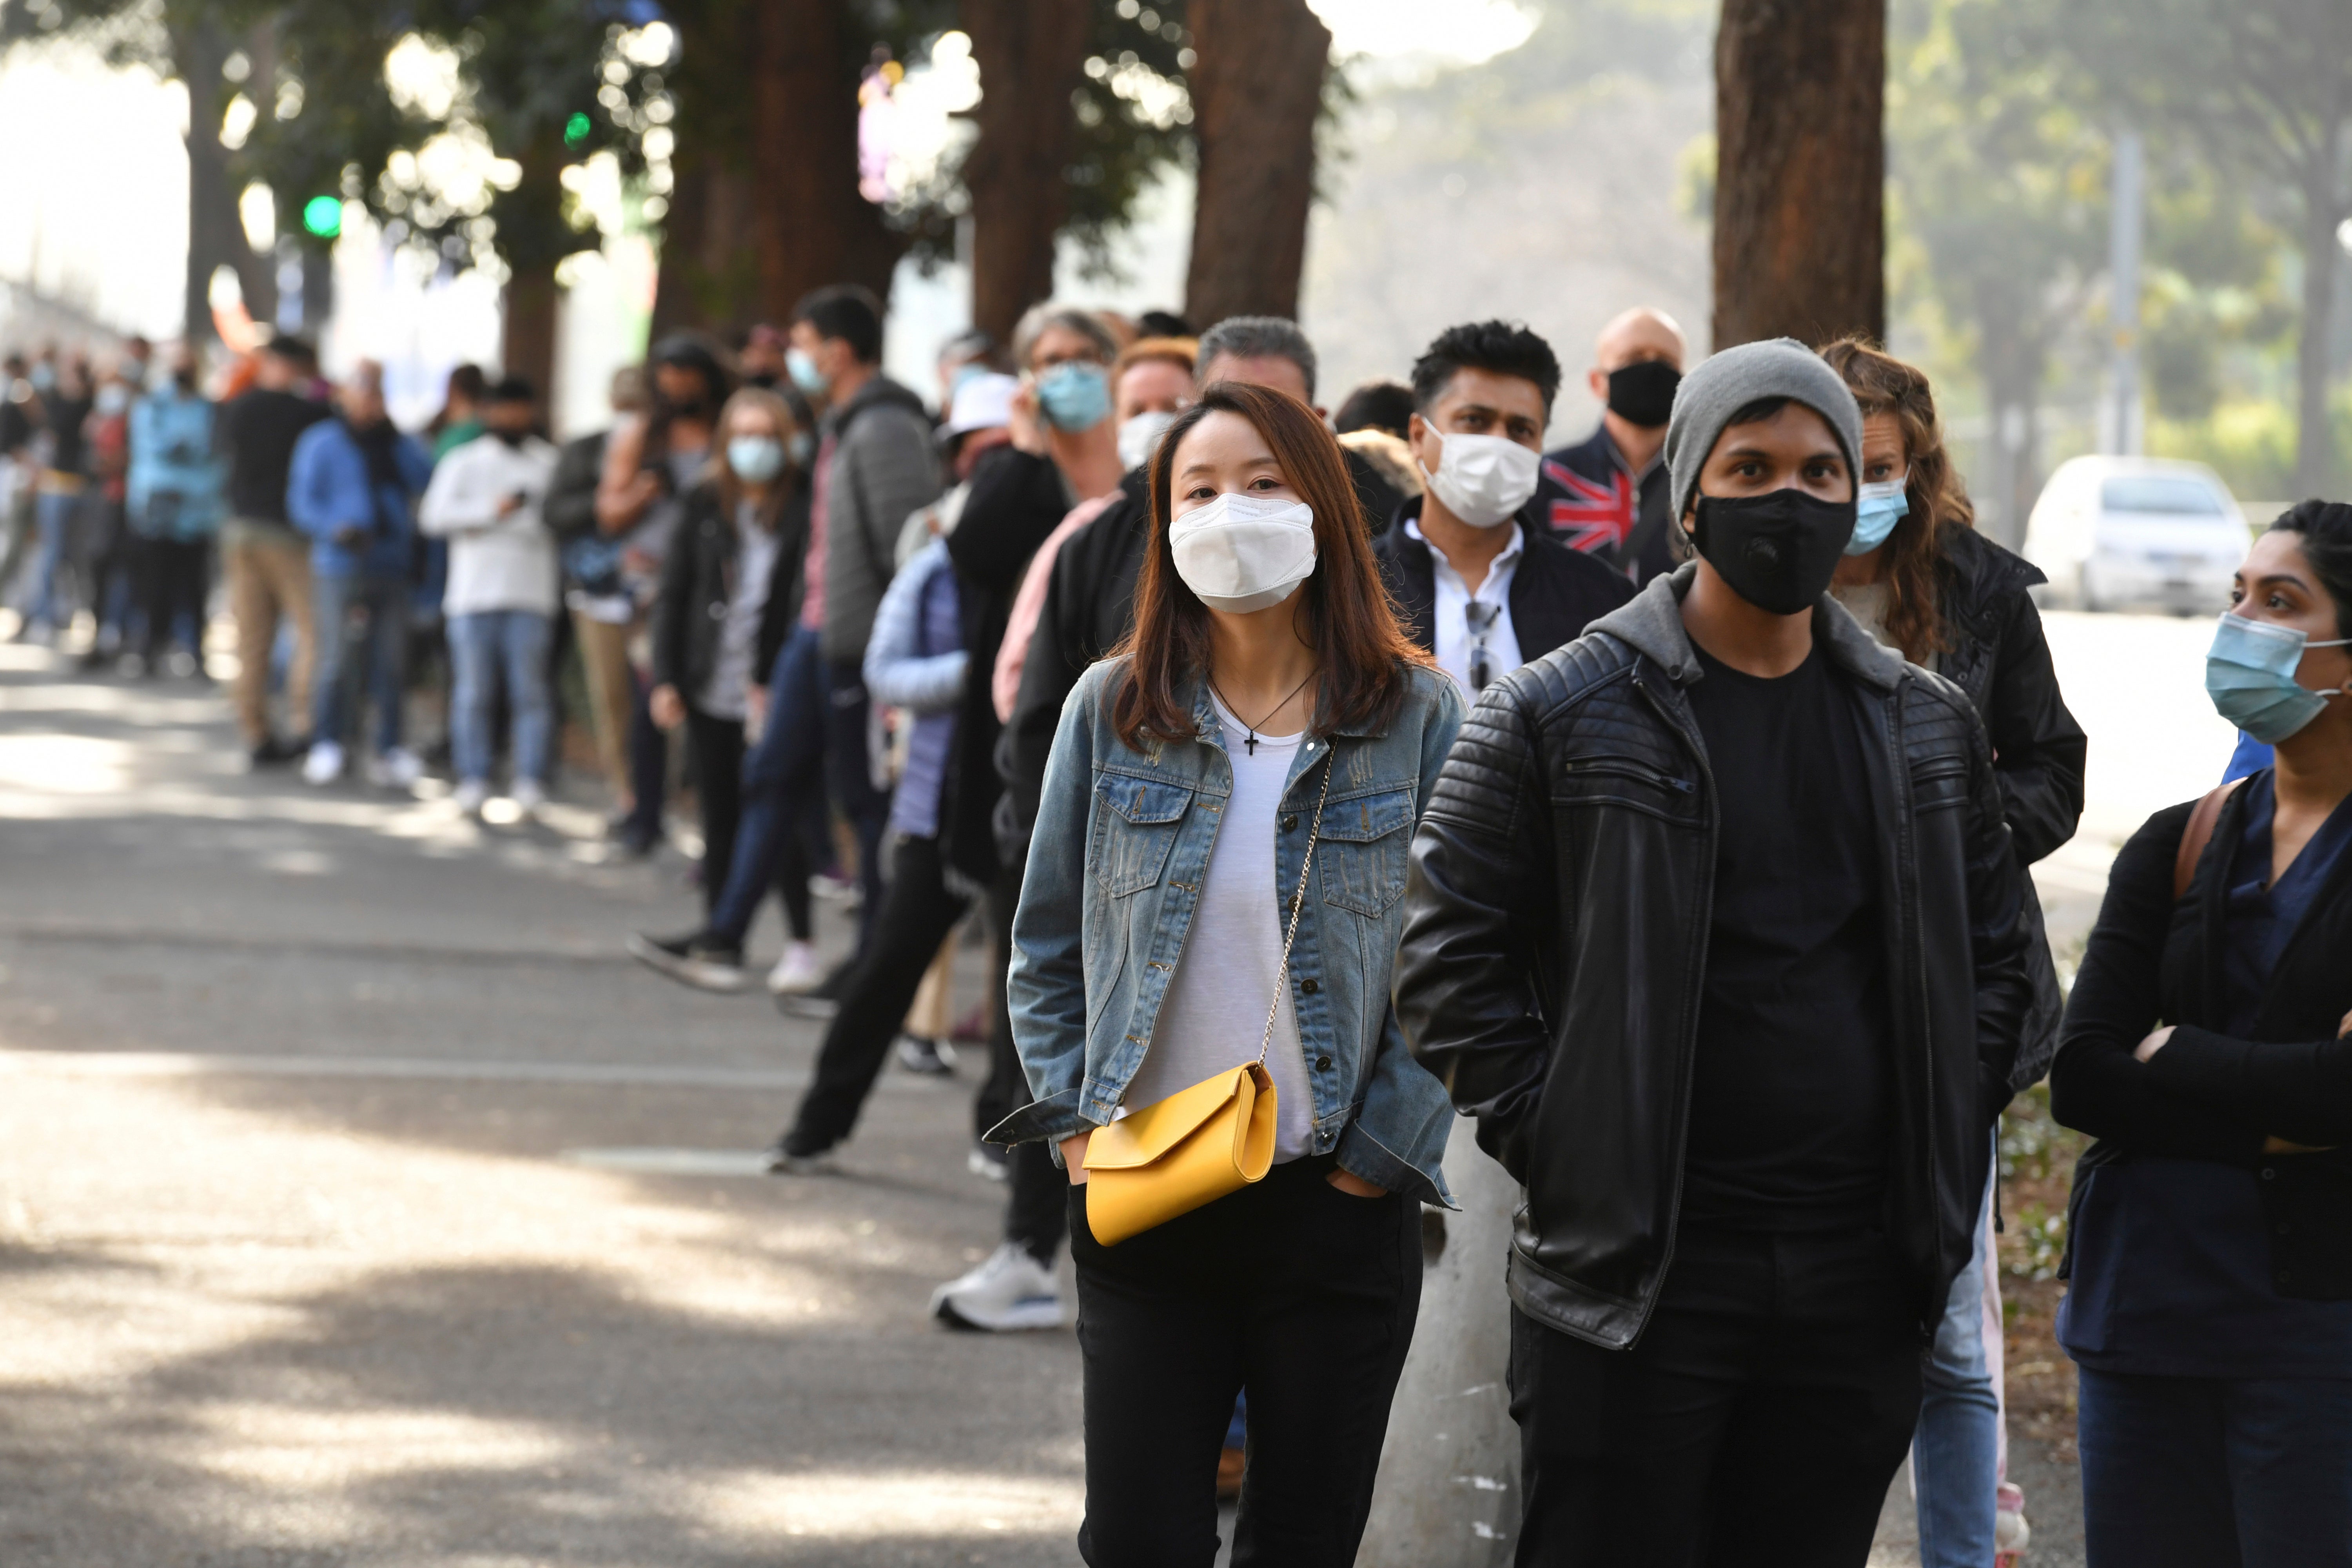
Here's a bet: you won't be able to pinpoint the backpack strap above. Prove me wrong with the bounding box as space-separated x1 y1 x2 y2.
2173 776 2249 902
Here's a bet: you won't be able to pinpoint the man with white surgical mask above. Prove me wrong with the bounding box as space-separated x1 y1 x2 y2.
1374 321 1634 695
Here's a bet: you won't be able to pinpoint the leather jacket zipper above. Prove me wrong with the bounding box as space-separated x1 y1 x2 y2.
1630 671 1716 1345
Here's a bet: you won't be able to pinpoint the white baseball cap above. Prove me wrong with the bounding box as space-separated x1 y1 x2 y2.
946 372 1019 437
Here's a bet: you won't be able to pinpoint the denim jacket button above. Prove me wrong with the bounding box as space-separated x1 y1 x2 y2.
1301 978 1319 995
1281 813 1299 832
1315 1054 1332 1071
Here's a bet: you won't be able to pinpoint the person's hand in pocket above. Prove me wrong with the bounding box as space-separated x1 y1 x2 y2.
1062 1131 1092 1185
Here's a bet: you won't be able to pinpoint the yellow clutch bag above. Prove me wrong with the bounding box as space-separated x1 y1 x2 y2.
1082 1061 1278 1245
1083 755 1332 1246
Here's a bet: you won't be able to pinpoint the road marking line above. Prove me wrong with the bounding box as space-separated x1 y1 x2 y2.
563 1147 779 1176
0 1050 822 1091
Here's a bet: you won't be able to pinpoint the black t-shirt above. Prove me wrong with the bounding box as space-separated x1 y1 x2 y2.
1679 641 1892 1229
217 387 329 523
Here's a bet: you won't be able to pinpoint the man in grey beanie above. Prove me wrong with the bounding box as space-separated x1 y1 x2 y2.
1394 334 2031 1562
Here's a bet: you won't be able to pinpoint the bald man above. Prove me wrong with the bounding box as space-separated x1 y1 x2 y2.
1534 307 1687 584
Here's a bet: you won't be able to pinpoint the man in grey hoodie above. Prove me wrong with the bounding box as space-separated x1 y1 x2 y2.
786 285 942 981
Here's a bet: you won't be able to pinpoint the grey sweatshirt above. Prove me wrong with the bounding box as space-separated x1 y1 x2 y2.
820 373 941 666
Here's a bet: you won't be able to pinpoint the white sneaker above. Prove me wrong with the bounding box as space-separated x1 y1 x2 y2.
510 778 547 817
451 779 490 815
301 740 345 785
931 1243 1064 1332
366 746 425 789
766 940 825 996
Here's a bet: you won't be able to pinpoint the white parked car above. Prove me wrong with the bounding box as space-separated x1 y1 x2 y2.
2022 456 2253 613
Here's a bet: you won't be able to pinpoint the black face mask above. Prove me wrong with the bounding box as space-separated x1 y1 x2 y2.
1691 488 1856 616
668 394 709 421
492 427 527 448
1606 359 1681 428
172 369 197 392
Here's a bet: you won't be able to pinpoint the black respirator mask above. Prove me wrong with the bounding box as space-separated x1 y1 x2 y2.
1691 489 1856 616
1606 360 1682 428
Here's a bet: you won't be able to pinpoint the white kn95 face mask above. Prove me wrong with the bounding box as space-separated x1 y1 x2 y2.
1168 492 1318 614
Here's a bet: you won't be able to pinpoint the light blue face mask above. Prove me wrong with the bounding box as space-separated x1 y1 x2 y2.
786 347 828 397
2205 611 2352 744
1036 361 1112 432
728 434 786 485
1844 476 1910 556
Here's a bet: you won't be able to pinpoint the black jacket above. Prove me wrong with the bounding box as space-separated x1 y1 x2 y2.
649 477 810 707
1928 525 2085 867
543 428 606 543
940 446 1071 889
1395 567 2033 1349
2050 786 2352 1299
1372 498 1636 670
1916 525 2087 1088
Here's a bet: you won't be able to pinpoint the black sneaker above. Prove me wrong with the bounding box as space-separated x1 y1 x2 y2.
895 1036 956 1076
249 735 302 768
766 1133 839 1176
625 929 748 993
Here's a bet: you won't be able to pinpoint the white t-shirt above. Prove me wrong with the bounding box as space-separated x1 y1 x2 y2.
1408 516 1524 695
1121 694 1316 1161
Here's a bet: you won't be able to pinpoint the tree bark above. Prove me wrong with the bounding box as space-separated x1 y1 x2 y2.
176 19 271 342
1183 0 1331 329
2294 177 2341 497
961 0 1094 342
1712 0 1886 349
501 265 560 403
652 152 762 336
744 0 904 326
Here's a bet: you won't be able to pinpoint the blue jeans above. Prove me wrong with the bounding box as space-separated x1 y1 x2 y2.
26 488 78 628
2079 1367 2352 1567
448 609 553 785
708 624 828 946
311 572 408 754
1913 1133 2002 1566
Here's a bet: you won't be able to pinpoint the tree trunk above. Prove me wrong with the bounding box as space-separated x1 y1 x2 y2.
961 0 1095 342
176 19 271 343
1183 0 1331 329
1712 0 1886 349
2294 178 2341 498
652 153 762 336
502 263 560 401
745 0 904 327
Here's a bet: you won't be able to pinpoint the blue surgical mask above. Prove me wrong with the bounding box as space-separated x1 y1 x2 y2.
786 347 828 396
2205 612 2352 744
1036 361 1111 432
728 435 786 485
1846 476 1909 556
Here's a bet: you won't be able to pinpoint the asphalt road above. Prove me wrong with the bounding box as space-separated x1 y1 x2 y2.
0 607 2228 1566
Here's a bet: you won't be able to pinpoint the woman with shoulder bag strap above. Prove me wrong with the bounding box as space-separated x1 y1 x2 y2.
994 382 1465 1566
2050 500 2352 1566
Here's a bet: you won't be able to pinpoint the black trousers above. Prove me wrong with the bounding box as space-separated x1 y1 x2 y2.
1508 1223 1922 1567
785 832 969 1152
136 535 209 657
976 860 1067 1265
683 706 745 921
1071 1157 1422 1568
822 659 892 951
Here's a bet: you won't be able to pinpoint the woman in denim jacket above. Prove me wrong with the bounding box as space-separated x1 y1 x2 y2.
996 382 1463 1565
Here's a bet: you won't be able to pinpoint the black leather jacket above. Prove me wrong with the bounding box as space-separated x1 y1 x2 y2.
1396 566 2033 1349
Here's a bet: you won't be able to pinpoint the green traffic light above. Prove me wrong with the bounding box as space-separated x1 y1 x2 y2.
301 195 343 239
564 111 592 146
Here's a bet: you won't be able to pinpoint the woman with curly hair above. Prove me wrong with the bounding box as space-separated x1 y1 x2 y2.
1822 338 2089 1566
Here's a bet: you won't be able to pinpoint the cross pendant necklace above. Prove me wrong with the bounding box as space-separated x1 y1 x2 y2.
1213 668 1318 757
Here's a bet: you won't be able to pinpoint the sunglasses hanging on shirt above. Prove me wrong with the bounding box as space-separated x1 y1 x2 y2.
1465 600 1501 691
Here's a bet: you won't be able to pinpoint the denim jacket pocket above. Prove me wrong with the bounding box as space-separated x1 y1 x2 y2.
1090 771 1194 897
1316 785 1417 916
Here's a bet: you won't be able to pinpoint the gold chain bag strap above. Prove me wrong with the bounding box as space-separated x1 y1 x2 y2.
1083 748 1336 1246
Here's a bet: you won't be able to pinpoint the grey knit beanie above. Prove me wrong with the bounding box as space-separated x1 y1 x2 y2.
1664 338 1866 525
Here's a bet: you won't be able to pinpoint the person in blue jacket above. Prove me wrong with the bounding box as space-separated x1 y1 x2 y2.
287 360 433 788
125 348 224 672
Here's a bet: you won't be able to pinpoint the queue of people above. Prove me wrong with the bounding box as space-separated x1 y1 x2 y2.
15 289 2345 1566
621 286 2350 1568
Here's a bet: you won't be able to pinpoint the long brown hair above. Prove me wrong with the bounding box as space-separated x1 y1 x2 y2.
1819 338 1976 662
709 385 802 526
1110 381 1428 750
